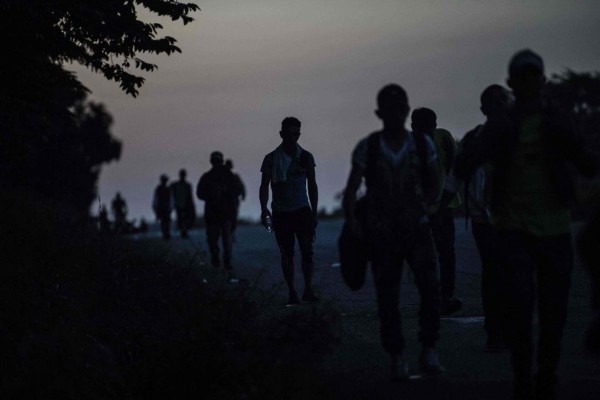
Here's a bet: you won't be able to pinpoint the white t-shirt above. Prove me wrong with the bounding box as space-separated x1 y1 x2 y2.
351 131 437 172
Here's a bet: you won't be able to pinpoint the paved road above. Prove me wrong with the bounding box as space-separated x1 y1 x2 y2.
133 218 600 399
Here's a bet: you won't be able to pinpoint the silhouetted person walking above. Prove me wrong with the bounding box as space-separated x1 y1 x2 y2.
225 159 246 235
259 117 319 306
111 192 128 233
343 84 444 380
197 151 241 275
153 174 172 240
453 50 596 400
411 108 462 315
170 168 195 238
441 84 513 351
98 205 110 233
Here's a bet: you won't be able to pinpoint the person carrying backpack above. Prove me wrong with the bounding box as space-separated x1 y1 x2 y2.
197 151 241 275
342 84 444 380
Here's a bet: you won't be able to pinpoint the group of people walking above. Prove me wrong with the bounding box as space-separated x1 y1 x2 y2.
148 48 595 400
337 49 595 400
152 154 246 272
257 49 595 400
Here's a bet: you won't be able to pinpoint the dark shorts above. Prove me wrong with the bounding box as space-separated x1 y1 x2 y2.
272 206 314 262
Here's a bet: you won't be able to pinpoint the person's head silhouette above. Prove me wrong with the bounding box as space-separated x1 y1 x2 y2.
179 169 187 180
279 117 301 148
210 151 224 167
480 84 512 119
411 108 437 138
507 49 545 101
376 84 410 128
160 174 169 184
225 159 233 170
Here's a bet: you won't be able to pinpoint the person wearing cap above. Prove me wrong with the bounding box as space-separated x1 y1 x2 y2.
196 151 242 273
343 84 444 380
452 50 596 400
259 117 319 306
170 168 196 238
152 174 173 240
411 108 463 316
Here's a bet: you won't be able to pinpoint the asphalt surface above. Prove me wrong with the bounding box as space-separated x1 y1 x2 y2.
132 218 600 399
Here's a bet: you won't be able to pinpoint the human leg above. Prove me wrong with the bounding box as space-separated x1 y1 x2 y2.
295 207 316 300
371 250 405 356
273 211 298 303
472 221 506 348
533 234 573 399
409 225 444 374
431 208 460 314
221 219 233 270
498 230 536 399
206 221 220 267
159 215 170 239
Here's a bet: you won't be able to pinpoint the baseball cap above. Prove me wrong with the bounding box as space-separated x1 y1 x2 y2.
509 49 544 77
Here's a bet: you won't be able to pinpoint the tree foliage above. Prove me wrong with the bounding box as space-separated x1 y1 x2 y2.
0 0 198 221
2 0 200 97
546 70 600 152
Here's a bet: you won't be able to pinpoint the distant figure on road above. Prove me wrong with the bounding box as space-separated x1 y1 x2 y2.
225 159 246 235
260 117 319 306
153 174 172 240
98 204 111 233
440 84 513 352
343 84 444 380
411 108 462 316
111 192 128 233
197 151 242 275
452 50 596 400
170 168 196 238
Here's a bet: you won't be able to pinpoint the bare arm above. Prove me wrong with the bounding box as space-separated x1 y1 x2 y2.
259 172 271 224
306 165 318 221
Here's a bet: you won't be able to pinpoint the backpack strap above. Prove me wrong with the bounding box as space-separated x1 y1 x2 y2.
364 132 380 189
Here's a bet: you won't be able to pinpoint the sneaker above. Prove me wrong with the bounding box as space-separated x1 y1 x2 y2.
419 347 445 375
441 297 462 316
302 290 319 302
286 291 300 307
390 357 410 381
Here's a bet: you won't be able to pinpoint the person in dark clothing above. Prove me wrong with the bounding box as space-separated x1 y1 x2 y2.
225 159 246 235
197 151 241 274
111 192 128 233
260 117 319 306
343 84 444 380
170 168 196 238
441 84 513 352
411 108 462 316
152 174 172 240
98 205 111 233
579 207 600 355
453 50 596 400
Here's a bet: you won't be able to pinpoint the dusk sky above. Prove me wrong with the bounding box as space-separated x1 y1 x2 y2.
71 0 600 222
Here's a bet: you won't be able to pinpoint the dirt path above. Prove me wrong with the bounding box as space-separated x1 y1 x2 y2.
131 219 600 399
